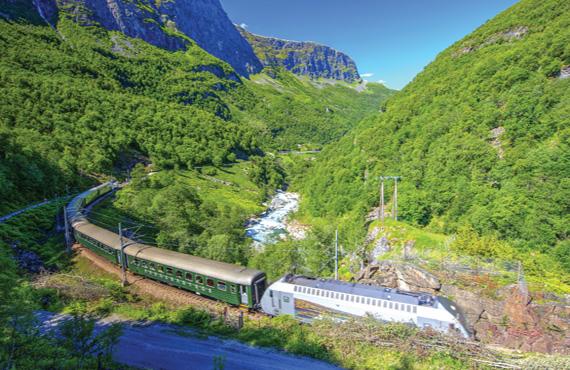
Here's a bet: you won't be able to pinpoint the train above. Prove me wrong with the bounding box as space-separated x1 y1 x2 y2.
66 182 470 337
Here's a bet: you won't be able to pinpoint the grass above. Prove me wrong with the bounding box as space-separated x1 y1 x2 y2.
178 162 265 215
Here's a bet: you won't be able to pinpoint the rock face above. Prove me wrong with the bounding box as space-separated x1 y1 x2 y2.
239 27 361 82
356 262 570 354
42 0 262 76
357 261 441 294
442 284 570 354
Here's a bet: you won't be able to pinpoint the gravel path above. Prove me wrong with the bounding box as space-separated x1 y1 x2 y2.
36 311 342 370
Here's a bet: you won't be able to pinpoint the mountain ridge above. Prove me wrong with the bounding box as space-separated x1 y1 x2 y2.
238 26 361 82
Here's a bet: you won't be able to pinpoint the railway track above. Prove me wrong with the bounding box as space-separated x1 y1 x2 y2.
73 244 266 323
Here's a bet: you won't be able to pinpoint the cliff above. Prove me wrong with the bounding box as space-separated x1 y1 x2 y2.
239 27 361 82
27 0 263 76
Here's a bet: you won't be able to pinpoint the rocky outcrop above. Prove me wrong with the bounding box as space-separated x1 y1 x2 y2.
559 65 570 79
356 262 570 354
442 284 570 354
453 26 529 58
41 0 262 76
357 261 441 294
238 27 360 82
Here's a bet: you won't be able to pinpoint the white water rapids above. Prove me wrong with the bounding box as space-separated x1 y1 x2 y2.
245 191 300 248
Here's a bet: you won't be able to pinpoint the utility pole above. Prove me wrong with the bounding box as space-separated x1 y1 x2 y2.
63 206 72 254
379 178 385 224
119 223 127 287
334 228 339 280
118 223 143 287
393 177 399 221
379 176 401 221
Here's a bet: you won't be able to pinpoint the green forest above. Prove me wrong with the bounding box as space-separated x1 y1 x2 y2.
0 13 391 214
300 0 570 274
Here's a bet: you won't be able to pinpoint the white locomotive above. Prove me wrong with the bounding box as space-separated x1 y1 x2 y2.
260 275 470 338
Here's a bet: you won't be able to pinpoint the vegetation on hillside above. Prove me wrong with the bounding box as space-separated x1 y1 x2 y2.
299 0 570 278
0 204 124 369
87 161 284 266
0 14 391 214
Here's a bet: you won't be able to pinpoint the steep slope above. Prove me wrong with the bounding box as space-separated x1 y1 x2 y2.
302 0 569 260
0 10 393 213
240 68 394 148
239 27 361 82
4 0 262 76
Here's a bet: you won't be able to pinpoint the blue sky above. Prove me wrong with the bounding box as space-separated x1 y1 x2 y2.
221 0 518 89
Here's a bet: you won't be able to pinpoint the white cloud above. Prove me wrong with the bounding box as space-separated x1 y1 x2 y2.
239 23 248 29
377 79 387 85
361 72 374 78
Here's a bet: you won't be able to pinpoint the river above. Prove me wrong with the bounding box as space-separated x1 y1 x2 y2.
245 191 300 248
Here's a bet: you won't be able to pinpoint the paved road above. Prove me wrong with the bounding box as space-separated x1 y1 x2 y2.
36 311 342 370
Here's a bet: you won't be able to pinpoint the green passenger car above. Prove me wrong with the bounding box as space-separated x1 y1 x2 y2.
124 244 266 308
71 217 266 308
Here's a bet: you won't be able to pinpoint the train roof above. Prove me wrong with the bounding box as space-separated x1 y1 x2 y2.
283 275 437 307
124 243 265 285
66 183 112 221
73 220 264 286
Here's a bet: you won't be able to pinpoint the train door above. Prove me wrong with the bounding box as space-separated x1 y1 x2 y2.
279 292 294 315
240 285 248 305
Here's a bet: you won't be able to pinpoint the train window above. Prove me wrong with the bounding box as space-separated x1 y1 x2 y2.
351 296 355 302
206 279 214 287
383 301 387 308
185 273 193 281
150 263 155 270
294 286 298 292
158 266 164 273
176 271 182 279
230 285 236 293
367 298 371 305
407 305 411 312
196 276 203 284
389 302 393 309
413 306 417 313
166 268 173 275
133 259 139 265
217 282 227 291
394 303 398 310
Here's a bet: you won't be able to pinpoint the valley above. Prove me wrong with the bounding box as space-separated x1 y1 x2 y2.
0 0 569 368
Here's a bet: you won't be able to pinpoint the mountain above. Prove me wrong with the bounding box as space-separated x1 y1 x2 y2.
238 26 361 82
301 0 569 260
11 0 263 76
0 4 393 213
